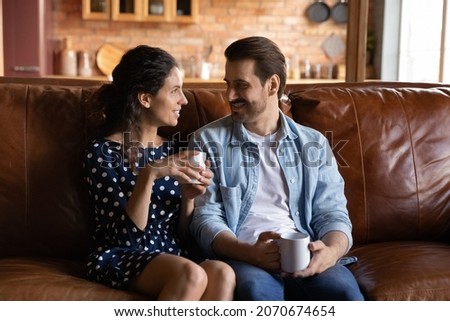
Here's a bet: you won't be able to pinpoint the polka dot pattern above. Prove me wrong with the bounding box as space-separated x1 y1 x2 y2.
82 138 183 289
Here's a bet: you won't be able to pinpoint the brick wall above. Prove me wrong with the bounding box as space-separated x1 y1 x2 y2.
51 0 348 78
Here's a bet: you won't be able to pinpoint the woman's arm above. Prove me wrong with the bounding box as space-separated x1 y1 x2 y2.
177 195 195 243
177 163 213 243
124 166 157 230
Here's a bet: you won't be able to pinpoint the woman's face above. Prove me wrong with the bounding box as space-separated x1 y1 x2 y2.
143 67 188 128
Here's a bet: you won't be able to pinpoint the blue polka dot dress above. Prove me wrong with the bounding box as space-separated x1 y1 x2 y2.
82 137 186 289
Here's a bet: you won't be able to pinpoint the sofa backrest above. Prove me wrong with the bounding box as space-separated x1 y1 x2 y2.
1 78 449 260
0 82 97 259
289 83 450 245
0 79 230 259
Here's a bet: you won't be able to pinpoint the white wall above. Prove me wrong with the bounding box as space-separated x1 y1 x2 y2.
378 0 446 82
397 0 443 82
379 0 401 80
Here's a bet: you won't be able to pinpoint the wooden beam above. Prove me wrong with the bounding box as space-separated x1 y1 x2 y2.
346 0 369 82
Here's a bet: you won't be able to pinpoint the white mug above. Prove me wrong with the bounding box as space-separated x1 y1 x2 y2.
189 152 206 184
278 232 310 273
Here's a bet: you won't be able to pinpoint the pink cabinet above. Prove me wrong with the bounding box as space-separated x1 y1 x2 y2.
2 0 53 77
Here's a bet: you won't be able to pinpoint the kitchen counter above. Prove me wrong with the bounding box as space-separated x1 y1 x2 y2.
45 75 345 88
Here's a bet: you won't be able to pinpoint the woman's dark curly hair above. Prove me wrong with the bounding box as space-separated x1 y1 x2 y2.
87 45 178 140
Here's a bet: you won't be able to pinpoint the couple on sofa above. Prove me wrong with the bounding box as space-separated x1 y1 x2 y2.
82 36 364 301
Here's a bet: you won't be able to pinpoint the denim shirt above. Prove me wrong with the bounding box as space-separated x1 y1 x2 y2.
189 112 352 256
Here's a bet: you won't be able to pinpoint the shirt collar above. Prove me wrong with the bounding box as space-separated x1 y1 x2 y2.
230 110 298 144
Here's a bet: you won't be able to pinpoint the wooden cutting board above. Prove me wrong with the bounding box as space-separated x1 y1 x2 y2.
96 43 127 77
321 33 345 62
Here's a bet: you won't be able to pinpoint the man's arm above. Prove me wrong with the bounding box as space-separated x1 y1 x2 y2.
320 230 349 260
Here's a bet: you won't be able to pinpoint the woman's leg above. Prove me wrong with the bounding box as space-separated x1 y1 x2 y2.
129 253 208 300
198 260 236 300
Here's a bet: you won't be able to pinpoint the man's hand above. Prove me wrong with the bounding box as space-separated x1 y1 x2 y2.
281 231 348 278
249 231 282 272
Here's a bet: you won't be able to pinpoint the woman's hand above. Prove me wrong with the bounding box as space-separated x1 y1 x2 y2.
180 161 213 200
146 150 209 184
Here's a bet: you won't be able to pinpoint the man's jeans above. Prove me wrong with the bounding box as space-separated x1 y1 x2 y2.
226 260 364 301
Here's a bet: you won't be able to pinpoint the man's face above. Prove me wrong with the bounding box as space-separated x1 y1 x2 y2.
224 59 271 126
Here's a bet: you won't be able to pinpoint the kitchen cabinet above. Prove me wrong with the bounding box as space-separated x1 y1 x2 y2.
168 0 199 23
82 0 110 20
111 0 139 21
107 0 198 23
141 0 178 23
2 0 53 77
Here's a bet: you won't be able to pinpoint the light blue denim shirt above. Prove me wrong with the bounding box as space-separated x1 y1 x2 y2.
189 111 352 257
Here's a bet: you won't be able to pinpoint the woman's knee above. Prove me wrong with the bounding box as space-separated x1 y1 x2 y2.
180 260 209 289
201 260 236 285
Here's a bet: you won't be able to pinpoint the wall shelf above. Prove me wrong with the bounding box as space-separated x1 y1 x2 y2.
82 0 198 23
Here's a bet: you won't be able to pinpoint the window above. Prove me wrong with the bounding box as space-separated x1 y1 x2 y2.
379 0 448 82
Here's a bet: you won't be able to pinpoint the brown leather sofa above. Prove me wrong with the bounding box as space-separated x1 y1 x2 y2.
1 77 449 300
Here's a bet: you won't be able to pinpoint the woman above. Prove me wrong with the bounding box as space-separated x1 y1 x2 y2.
82 45 235 300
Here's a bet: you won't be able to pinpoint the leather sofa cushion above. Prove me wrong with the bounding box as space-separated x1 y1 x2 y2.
0 257 147 300
348 241 450 300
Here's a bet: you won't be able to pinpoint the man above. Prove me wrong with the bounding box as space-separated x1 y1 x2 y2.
189 36 363 301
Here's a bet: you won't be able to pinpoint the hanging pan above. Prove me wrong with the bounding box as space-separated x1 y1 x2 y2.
306 0 330 23
331 0 348 24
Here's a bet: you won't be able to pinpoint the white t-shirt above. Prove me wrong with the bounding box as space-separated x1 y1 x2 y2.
236 129 297 244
